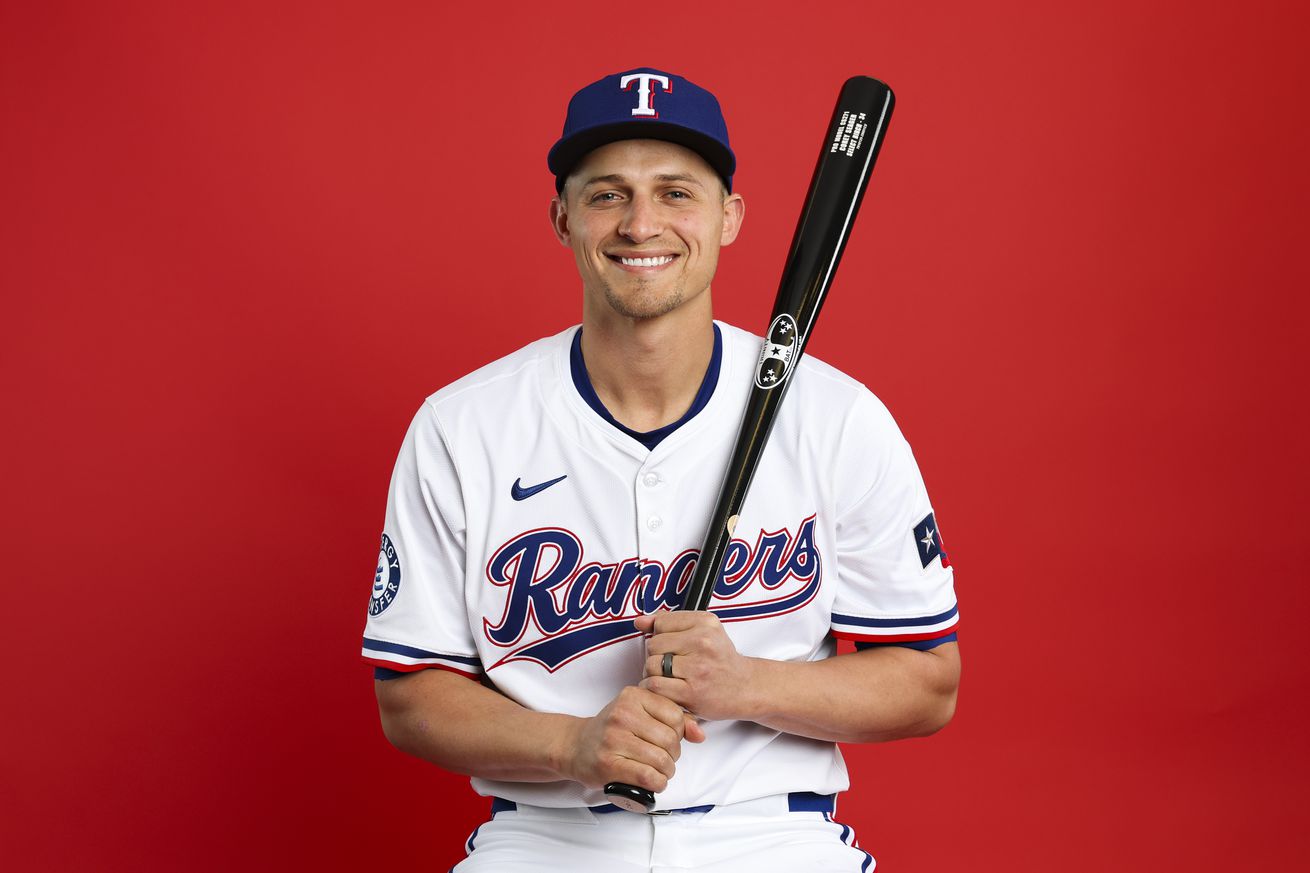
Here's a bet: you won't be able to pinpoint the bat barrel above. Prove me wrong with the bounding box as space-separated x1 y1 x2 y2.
680 76 894 612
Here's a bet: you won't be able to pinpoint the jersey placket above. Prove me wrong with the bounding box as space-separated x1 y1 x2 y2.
633 462 672 572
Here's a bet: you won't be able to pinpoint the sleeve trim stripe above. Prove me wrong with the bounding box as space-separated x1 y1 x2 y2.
855 632 958 651
832 621 959 643
361 652 479 681
361 637 481 666
831 604 958 629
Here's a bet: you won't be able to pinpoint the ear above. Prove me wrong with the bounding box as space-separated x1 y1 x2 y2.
720 193 745 246
549 196 570 247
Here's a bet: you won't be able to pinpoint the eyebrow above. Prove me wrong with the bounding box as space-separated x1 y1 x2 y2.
579 172 707 189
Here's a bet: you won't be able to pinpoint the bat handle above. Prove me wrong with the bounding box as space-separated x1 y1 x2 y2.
603 781 657 813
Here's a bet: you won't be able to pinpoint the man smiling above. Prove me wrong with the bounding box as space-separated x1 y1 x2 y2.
551 136 743 432
363 68 960 872
554 139 742 319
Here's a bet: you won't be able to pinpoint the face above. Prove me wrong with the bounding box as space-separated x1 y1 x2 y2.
550 139 745 322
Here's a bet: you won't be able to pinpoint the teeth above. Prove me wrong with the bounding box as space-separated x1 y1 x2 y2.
619 255 674 267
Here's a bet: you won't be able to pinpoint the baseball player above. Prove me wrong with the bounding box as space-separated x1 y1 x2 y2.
362 68 960 872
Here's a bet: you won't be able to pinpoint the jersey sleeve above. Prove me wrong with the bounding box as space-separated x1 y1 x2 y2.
361 401 482 679
829 391 959 645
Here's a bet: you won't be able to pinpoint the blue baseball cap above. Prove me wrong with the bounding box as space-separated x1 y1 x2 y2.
548 67 735 193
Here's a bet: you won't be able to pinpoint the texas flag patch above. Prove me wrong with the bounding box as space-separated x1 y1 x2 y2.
913 513 950 569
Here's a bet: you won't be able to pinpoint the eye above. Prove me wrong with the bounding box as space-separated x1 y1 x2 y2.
664 189 691 200
590 191 622 203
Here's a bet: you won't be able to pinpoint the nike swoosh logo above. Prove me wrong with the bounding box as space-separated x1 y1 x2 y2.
511 474 567 501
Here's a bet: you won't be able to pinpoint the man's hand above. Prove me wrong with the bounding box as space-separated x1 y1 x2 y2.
558 685 705 793
635 611 759 722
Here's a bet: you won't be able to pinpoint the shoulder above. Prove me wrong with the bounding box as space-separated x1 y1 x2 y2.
419 327 575 419
395 327 574 462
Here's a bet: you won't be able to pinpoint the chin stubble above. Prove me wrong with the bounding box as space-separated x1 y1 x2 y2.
601 279 685 320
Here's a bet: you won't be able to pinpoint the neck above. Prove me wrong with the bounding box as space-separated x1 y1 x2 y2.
580 295 715 433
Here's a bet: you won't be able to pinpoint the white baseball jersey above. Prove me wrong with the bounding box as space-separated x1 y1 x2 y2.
362 321 958 811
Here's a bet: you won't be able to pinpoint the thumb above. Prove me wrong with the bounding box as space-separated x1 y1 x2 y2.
683 713 706 743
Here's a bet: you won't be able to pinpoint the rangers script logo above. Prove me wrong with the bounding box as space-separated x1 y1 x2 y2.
483 516 822 671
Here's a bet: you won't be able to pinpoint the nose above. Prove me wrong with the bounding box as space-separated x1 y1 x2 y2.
617 196 662 243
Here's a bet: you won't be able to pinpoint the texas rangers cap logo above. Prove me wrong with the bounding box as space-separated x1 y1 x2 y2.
620 72 670 117
370 533 401 615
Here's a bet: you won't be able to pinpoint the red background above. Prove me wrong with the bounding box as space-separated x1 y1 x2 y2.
3 1 1306 869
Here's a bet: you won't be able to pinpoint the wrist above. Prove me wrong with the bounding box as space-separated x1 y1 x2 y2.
543 713 583 781
736 656 773 723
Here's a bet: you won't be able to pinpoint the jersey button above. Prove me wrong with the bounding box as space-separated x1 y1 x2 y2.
647 515 663 531
642 472 662 488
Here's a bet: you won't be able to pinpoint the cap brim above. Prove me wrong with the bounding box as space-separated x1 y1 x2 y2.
548 121 735 191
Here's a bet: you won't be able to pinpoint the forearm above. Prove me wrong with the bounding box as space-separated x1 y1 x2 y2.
375 669 577 782
742 642 960 743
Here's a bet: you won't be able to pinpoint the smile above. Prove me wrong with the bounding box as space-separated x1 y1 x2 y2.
613 255 676 267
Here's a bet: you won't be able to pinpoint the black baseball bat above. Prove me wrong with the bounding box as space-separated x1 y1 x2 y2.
603 75 896 813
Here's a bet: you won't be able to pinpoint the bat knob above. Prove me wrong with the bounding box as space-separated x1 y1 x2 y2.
603 782 657 813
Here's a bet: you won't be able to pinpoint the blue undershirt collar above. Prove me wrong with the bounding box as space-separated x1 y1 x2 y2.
569 324 722 451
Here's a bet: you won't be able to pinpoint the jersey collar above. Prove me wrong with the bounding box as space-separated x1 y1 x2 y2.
569 324 723 451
